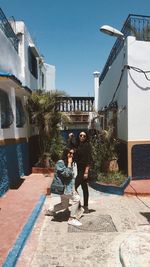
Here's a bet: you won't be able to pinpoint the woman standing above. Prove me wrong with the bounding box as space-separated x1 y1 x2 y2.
75 131 92 213
45 147 83 226
66 132 77 149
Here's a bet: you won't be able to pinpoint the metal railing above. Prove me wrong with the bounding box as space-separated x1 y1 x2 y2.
0 8 18 52
99 14 150 83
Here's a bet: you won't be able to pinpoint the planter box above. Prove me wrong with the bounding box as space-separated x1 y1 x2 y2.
89 176 131 196
32 167 54 174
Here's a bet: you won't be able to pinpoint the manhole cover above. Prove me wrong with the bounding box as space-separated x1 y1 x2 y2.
68 214 117 232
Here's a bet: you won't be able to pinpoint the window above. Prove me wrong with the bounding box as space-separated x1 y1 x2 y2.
28 47 38 78
16 97 26 127
0 89 14 128
99 115 105 130
42 72 44 88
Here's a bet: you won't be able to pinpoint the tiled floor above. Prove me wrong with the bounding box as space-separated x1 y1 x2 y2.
0 173 53 266
0 174 150 266
125 179 150 195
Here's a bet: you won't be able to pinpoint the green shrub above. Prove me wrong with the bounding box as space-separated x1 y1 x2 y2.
96 171 126 186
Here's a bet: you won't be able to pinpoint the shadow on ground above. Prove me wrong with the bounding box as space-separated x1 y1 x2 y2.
52 209 70 222
10 178 25 189
140 212 150 223
49 208 96 222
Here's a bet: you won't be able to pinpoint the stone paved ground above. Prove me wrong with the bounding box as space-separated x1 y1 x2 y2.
17 186 150 267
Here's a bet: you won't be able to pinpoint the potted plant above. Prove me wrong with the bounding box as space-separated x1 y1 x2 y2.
90 126 119 174
90 127 130 195
89 170 131 196
27 90 70 173
100 127 119 173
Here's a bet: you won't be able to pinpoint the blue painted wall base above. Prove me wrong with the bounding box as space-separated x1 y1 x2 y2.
0 141 29 197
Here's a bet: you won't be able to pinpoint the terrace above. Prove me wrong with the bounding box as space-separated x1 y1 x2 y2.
0 7 19 52
57 96 94 112
99 14 150 83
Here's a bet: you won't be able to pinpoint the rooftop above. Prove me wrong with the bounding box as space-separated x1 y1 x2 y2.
99 14 150 83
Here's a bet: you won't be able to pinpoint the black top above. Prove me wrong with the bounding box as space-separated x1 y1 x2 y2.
75 141 92 166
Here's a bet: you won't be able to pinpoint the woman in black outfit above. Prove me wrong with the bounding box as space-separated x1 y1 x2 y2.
75 131 92 213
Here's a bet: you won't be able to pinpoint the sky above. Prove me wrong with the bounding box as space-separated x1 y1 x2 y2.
0 0 150 96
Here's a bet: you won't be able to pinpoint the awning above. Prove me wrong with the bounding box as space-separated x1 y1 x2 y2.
0 72 31 96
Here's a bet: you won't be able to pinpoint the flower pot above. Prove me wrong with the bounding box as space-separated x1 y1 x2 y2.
103 159 119 173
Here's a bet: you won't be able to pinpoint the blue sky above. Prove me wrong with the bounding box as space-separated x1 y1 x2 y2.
1 0 150 96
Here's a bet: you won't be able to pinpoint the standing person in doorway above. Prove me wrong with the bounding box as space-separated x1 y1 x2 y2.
66 132 77 150
75 131 92 213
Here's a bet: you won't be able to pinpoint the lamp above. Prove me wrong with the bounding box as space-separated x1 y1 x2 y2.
99 24 126 112
100 25 124 39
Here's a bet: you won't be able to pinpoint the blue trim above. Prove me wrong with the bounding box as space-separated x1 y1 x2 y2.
0 71 22 85
89 177 131 196
2 195 46 267
0 69 12 76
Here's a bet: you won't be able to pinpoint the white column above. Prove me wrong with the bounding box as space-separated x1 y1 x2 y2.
93 71 100 111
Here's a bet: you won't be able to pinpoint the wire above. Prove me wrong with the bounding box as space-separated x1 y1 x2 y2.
129 184 150 209
108 64 150 107
101 64 150 111
108 66 126 107
128 65 150 81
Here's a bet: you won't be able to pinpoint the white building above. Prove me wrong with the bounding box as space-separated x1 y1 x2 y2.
44 63 55 91
94 14 150 179
0 8 55 195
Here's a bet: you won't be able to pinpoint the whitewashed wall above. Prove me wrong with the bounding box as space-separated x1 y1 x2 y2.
0 85 29 140
98 36 150 142
0 21 36 141
98 38 128 141
44 63 56 91
0 19 56 141
0 28 21 79
15 21 39 90
127 37 150 141
93 71 100 111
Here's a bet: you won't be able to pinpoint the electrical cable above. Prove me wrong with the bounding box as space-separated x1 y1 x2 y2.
107 65 150 109
108 66 126 107
129 184 150 209
128 65 150 81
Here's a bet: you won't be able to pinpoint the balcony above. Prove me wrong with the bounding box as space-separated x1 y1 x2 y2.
99 14 150 83
69 113 89 123
57 96 94 112
57 96 94 127
0 8 19 52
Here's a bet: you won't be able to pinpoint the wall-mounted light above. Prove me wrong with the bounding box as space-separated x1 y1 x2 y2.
100 25 124 39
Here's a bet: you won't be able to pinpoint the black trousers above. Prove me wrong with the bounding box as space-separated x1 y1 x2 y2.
75 165 89 207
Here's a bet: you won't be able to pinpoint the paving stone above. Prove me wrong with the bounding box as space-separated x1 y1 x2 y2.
68 214 117 232
17 187 150 267
119 230 150 267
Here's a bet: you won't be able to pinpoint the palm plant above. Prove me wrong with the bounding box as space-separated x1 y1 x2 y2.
90 126 119 174
27 90 70 167
100 127 119 161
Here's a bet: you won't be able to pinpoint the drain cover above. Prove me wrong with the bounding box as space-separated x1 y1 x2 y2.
68 214 117 232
